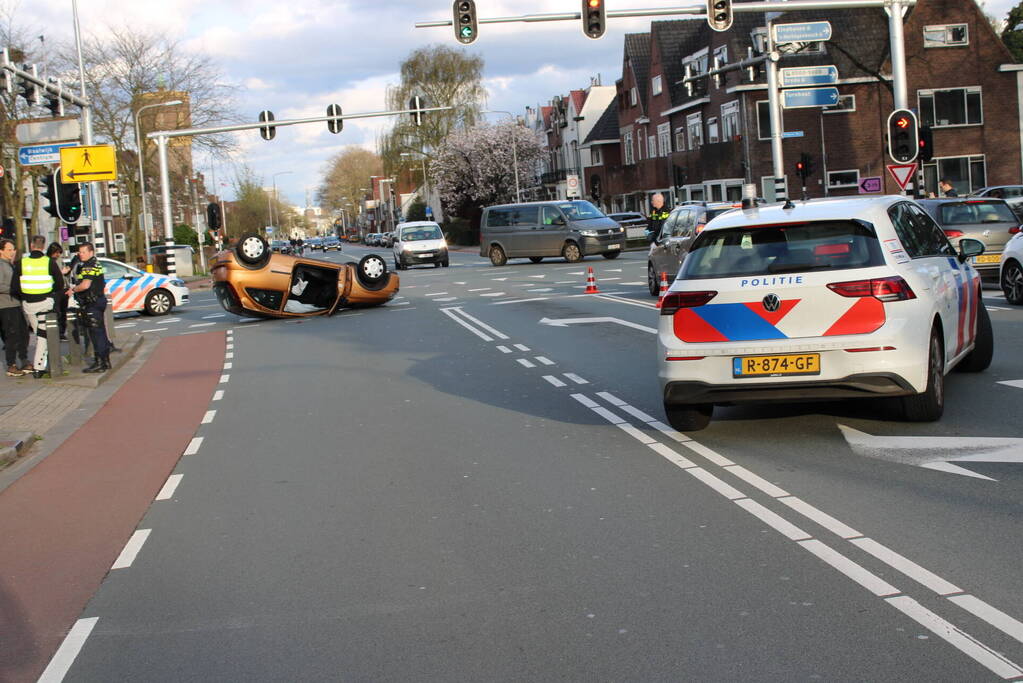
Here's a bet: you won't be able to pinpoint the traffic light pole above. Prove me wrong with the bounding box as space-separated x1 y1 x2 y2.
764 19 787 203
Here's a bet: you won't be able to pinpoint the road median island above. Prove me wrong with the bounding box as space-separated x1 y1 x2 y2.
0 331 225 682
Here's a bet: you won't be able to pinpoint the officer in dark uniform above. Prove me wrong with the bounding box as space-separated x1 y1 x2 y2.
67 242 111 373
647 192 670 243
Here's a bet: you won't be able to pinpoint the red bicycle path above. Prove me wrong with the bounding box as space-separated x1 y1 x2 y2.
0 331 225 683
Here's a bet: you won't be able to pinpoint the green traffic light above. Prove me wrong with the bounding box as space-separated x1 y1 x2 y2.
460 26 473 38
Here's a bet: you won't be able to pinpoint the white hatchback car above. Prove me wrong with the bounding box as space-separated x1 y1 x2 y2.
658 196 992 431
392 221 449 269
999 225 1023 304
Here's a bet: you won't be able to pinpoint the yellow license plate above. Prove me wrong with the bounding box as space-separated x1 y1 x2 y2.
973 254 1000 264
733 353 821 377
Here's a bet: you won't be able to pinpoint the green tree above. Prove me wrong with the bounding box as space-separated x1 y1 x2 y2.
406 198 428 222
173 223 200 249
229 165 292 238
1003 2 1023 62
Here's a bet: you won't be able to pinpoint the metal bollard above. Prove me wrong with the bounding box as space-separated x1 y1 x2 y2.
44 312 62 377
68 308 83 366
104 295 114 340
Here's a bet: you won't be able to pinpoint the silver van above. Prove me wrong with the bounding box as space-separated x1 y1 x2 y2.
479 200 626 266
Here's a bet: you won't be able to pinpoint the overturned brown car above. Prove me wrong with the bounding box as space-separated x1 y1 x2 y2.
212 233 399 318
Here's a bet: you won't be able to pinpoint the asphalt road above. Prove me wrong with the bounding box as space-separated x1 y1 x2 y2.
50 244 1023 680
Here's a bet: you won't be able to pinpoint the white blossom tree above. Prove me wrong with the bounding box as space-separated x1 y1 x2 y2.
431 121 543 220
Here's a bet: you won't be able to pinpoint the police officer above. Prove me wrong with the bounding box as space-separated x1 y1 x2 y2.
647 192 670 243
67 242 111 374
11 235 64 378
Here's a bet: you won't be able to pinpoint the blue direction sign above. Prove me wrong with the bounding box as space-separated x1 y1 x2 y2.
782 131 805 138
17 142 76 166
780 66 839 88
773 21 832 44
783 87 840 109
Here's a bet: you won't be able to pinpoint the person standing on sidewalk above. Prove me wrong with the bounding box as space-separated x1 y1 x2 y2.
0 239 29 376
11 235 63 378
47 242 69 341
68 242 111 374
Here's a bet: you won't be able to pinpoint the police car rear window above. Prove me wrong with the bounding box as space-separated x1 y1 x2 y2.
680 220 884 279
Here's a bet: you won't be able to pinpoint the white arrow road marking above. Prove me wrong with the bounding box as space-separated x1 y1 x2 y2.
540 316 657 334
838 425 1023 481
998 379 1023 389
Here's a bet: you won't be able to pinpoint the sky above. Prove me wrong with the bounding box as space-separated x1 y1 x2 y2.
24 0 1022 207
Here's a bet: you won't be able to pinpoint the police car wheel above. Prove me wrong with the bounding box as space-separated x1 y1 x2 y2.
562 242 582 263
664 403 713 432
956 299 993 372
899 329 944 422
236 233 270 267
144 289 174 316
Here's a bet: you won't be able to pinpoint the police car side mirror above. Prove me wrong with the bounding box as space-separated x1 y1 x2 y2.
958 237 985 262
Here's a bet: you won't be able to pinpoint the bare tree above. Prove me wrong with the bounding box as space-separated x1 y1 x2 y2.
316 147 383 221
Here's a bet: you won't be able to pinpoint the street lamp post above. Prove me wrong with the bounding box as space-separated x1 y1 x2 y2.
269 171 293 237
134 99 182 260
485 110 521 202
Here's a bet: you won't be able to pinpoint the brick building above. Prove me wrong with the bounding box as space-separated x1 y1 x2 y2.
577 0 1021 213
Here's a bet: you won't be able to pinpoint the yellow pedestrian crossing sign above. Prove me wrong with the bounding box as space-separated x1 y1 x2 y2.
59 145 117 183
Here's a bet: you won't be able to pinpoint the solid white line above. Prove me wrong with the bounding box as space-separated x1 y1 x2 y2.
219 374 230 383
570 393 599 408
517 358 536 368
440 308 493 342
111 529 151 569
597 294 658 310
592 406 625 424
184 437 204 456
451 309 510 340
648 420 691 443
543 375 567 387
724 464 790 498
617 422 657 444
564 373 588 385
680 439 734 466
596 391 625 406
736 499 812 541
155 474 183 501
201 410 216 424
798 539 900 596
189 322 216 328
37 617 99 683
492 297 549 305
885 595 1023 679
535 356 555 366
514 344 530 351
496 345 512 354
647 442 698 468
619 404 657 424
948 594 1023 645
686 467 747 501
213 390 224 401
850 537 962 596
778 496 863 540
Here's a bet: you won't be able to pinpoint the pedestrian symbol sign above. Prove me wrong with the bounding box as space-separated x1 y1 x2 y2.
59 144 118 183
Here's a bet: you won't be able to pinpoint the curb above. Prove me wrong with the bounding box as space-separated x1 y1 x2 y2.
48 333 146 388
0 431 35 469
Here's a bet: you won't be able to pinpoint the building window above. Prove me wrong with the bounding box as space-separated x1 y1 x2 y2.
648 134 657 158
924 24 968 48
756 100 777 140
822 95 855 114
623 132 634 165
674 127 686 152
590 146 602 166
707 117 719 144
721 101 740 140
712 45 728 73
652 75 662 96
687 113 703 149
918 88 982 127
657 123 671 157
629 87 638 106
922 155 986 197
827 169 859 188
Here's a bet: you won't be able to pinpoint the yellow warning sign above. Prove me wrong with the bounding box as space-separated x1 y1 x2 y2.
59 145 117 183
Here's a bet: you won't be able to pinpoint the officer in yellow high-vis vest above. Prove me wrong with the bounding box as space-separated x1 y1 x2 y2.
11 235 65 378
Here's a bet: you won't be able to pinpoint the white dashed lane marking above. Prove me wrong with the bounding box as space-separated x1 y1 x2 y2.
111 529 151 570
184 437 204 455
155 474 184 501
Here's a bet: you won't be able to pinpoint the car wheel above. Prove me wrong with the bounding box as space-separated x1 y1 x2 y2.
236 233 270 267
529 256 543 263
434 260 442 268
562 242 582 263
602 251 621 259
356 254 388 288
442 258 449 267
957 297 993 372
647 263 659 297
394 258 404 271
489 245 507 267
1002 259 1023 304
899 328 944 422
144 288 174 316
664 404 713 432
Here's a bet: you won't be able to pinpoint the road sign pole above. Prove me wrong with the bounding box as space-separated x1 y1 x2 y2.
765 18 786 202
156 135 177 278
887 0 909 110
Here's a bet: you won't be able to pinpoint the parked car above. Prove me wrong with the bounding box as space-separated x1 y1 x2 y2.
658 196 991 431
393 221 449 269
94 257 189 316
647 202 743 295
1000 224 1023 304
365 233 379 246
380 232 395 248
322 236 342 251
211 233 399 319
916 197 1019 280
479 200 626 266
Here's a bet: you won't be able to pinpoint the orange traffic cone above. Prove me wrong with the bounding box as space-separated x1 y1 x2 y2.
584 266 601 294
655 271 669 308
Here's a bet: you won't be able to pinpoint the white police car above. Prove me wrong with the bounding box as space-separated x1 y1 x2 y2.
99 258 189 315
658 196 992 431
1000 223 1023 304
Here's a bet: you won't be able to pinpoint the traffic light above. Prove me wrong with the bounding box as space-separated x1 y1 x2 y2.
326 103 343 134
258 110 276 141
582 0 606 39
40 173 82 223
207 202 222 231
45 78 64 117
706 0 733 32
887 108 918 163
918 125 933 162
795 153 815 182
409 95 425 127
453 0 477 45
16 65 40 106
41 174 59 219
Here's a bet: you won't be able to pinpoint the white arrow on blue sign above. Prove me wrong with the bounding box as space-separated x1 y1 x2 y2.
780 66 839 88
782 87 840 109
17 142 77 166
773 21 832 44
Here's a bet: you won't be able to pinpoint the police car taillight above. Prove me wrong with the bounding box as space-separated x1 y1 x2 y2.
827 276 916 302
660 291 717 315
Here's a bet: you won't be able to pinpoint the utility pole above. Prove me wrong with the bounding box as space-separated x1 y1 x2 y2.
765 17 787 203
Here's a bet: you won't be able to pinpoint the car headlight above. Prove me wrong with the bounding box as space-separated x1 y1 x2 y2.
580 230 598 237
614 226 624 233
169 279 185 287
402 244 412 252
